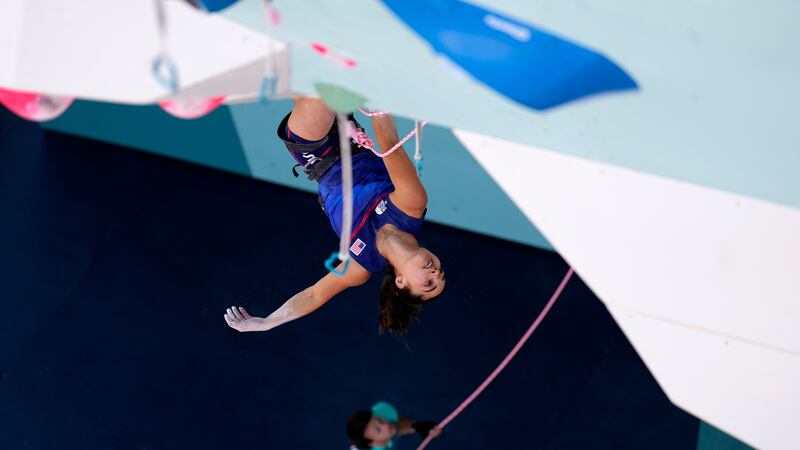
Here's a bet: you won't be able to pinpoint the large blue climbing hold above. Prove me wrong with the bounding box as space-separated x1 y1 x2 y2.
381 0 638 110
191 0 240 13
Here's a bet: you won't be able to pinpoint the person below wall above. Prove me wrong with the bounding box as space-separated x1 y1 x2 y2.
347 401 441 449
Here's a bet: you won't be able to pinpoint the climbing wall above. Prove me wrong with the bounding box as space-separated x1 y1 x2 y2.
2 1 799 447
455 130 800 450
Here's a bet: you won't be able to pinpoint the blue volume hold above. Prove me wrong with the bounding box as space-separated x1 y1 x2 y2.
381 0 638 110
196 0 240 13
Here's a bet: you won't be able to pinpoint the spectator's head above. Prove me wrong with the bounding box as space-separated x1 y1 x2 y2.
346 410 396 449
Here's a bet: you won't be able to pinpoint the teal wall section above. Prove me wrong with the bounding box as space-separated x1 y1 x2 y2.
697 422 754 450
223 0 800 211
45 101 251 177
43 100 551 250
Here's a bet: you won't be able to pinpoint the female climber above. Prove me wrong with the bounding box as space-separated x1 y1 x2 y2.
223 97 445 335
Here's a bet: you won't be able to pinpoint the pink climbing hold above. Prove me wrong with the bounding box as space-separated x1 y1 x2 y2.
310 42 357 68
268 6 282 26
158 97 225 120
0 88 74 122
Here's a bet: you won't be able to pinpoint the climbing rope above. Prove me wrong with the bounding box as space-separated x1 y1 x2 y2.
416 267 575 450
354 108 428 159
324 113 355 275
325 109 426 275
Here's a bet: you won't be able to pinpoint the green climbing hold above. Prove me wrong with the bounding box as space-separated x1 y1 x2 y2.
314 82 367 114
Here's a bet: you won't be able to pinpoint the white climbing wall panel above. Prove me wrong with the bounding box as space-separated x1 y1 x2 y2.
455 129 800 450
0 0 291 103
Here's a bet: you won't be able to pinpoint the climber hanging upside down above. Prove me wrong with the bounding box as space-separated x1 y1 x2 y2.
223 97 445 335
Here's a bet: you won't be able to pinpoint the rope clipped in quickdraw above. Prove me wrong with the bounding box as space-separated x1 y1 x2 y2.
415 267 575 450
258 0 281 104
414 120 423 177
356 108 428 159
324 113 355 276
151 0 179 92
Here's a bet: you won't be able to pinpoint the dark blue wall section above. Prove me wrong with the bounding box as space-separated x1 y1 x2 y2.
0 108 695 449
381 0 638 110
45 100 252 177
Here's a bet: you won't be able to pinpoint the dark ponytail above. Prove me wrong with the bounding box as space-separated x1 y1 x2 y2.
379 265 424 335
346 410 373 449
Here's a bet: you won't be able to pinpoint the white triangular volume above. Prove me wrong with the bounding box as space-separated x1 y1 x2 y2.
0 0 291 103
607 306 800 450
454 129 800 450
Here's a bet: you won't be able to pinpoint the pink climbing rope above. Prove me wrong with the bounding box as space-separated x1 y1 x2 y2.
358 107 388 117
416 267 575 450
353 108 428 158
310 42 358 68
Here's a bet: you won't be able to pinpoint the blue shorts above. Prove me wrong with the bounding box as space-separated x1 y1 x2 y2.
276 112 369 178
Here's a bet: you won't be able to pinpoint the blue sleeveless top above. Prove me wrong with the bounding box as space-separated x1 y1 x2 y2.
318 153 425 273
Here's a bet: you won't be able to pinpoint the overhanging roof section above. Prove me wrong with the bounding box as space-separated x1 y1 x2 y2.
0 0 291 103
